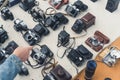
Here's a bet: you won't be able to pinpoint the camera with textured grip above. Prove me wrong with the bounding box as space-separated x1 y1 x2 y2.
14 18 28 32
0 26 8 44
72 12 95 34
65 0 88 17
1 7 14 20
57 30 70 47
0 41 18 63
85 31 110 52
67 45 93 67
43 65 72 80
45 13 69 30
31 45 53 65
19 0 39 11
49 0 69 9
23 24 49 45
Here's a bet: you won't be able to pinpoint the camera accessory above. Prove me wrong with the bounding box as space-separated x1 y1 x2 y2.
14 18 28 32
81 12 95 29
91 0 98 2
1 7 14 20
67 45 93 67
45 12 69 30
65 0 88 17
19 65 29 76
85 60 97 80
28 7 46 23
49 0 69 9
0 26 8 44
8 0 21 7
19 0 39 11
72 12 95 34
85 31 110 52
106 0 120 13
43 65 72 80
31 45 53 65
0 41 18 63
57 30 70 47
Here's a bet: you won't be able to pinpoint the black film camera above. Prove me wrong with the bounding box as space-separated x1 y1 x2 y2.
57 30 70 47
14 18 28 32
45 12 69 30
65 0 88 17
31 45 53 65
23 24 49 45
1 7 14 20
43 65 72 80
72 19 85 34
0 41 18 63
67 45 93 67
0 26 8 44
19 0 39 11
28 7 46 22
8 0 21 7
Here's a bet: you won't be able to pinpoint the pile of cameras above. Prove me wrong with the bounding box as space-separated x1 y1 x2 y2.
0 0 119 80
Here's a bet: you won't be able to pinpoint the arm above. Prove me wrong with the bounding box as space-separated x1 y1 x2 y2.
0 46 33 80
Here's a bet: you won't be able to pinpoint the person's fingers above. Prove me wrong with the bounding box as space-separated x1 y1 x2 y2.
27 46 33 50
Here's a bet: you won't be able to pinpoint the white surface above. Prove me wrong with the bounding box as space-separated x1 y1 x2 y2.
0 0 120 80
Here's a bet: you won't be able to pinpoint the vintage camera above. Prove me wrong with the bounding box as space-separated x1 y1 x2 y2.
49 0 69 9
31 45 53 65
43 65 72 80
91 0 98 2
23 23 49 45
0 41 18 63
1 7 14 20
67 45 93 67
45 12 69 30
0 26 8 44
65 0 88 17
8 0 21 7
72 13 95 34
57 30 70 47
106 0 120 12
28 7 46 22
85 60 97 80
14 18 28 32
19 0 39 11
19 65 29 76
99 47 120 67
85 31 110 52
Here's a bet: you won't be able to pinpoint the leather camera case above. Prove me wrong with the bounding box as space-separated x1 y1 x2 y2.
85 31 110 52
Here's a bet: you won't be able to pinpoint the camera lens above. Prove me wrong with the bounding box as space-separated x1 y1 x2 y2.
85 60 97 80
27 35 32 41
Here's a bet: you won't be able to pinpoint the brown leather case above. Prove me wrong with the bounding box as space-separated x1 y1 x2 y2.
85 31 110 52
81 12 95 29
73 37 120 80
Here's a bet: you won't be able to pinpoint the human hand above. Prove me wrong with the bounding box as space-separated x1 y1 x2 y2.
13 46 33 62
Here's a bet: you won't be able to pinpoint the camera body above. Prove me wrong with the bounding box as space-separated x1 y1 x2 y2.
31 45 53 65
45 13 69 30
19 0 38 11
1 7 14 20
57 30 70 47
85 31 110 52
28 7 46 22
43 65 72 80
106 0 120 12
72 12 95 33
0 26 8 44
49 0 69 9
67 45 93 67
65 0 88 17
23 24 49 45
0 41 18 63
8 0 21 7
14 18 28 32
